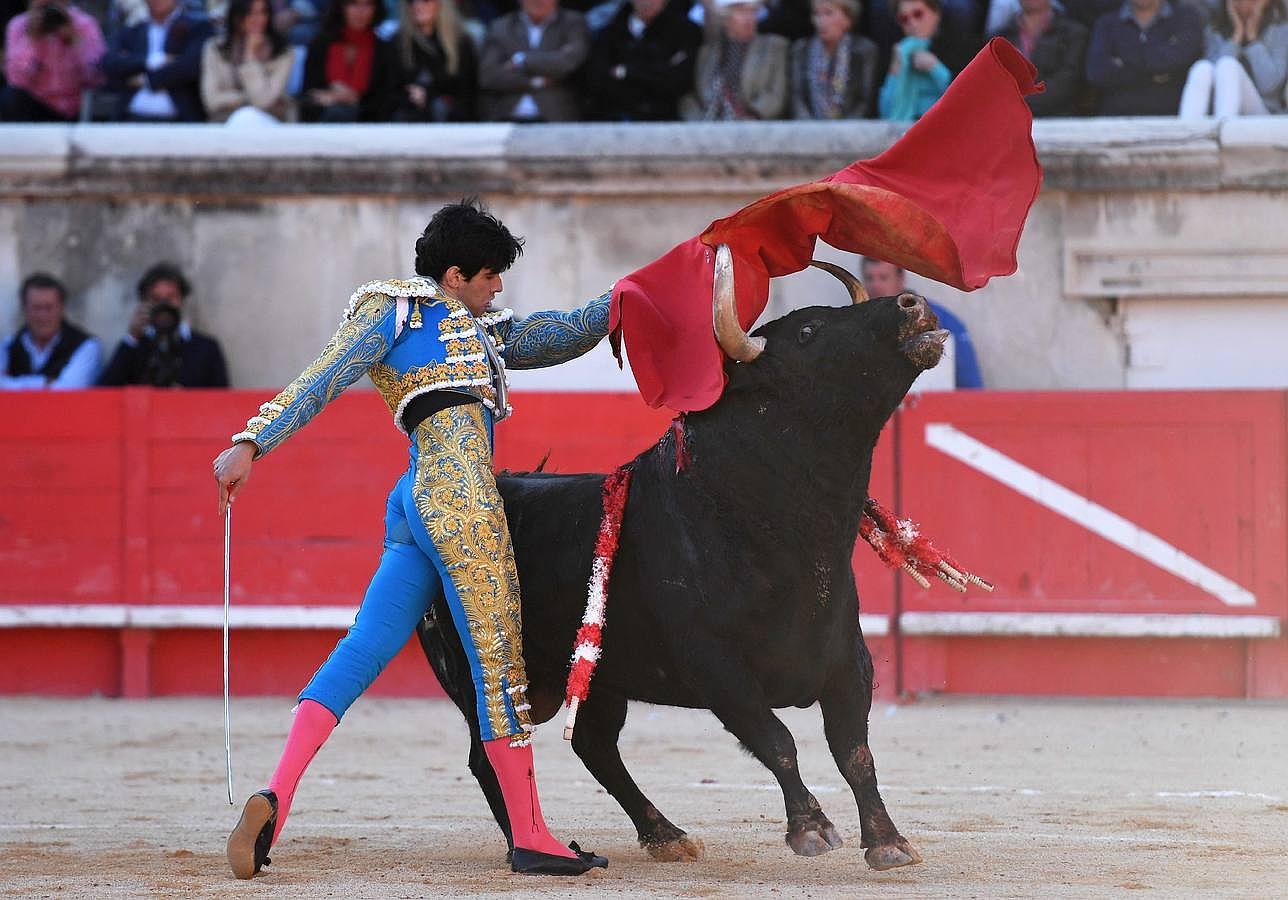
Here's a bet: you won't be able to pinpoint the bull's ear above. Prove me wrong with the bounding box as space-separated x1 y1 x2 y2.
808 260 869 304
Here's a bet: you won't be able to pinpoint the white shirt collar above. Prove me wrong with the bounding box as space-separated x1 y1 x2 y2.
20 329 62 368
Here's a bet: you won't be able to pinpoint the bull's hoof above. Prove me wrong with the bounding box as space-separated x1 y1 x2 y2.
643 835 705 862
863 838 923 871
786 817 844 857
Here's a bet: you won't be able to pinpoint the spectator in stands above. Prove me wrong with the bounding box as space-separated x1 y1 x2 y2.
200 0 296 122
477 0 587 121
1 0 104 120
681 0 788 119
1085 0 1202 115
583 0 702 120
998 0 1087 116
878 0 976 119
1179 0 1287 117
99 262 229 388
2 273 101 390
300 0 397 121
789 0 878 119
100 0 214 120
860 257 983 387
391 0 476 120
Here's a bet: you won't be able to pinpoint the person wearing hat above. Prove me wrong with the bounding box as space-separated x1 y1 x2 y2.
681 0 790 119
789 0 879 117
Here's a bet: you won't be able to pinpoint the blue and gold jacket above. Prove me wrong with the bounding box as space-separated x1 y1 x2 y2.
232 276 611 455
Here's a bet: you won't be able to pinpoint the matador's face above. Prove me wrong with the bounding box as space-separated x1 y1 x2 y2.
447 267 504 317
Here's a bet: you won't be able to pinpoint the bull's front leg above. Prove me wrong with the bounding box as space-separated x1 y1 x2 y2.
691 653 844 857
818 630 922 871
569 689 703 861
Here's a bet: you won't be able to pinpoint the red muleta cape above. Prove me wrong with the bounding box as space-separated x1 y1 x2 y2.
608 37 1044 413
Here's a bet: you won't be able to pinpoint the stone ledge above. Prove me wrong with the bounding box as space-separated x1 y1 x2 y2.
0 118 1283 196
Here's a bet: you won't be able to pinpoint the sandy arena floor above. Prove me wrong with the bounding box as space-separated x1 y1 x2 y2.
1 696 1285 898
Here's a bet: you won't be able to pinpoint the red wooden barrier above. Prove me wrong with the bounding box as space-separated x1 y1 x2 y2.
0 389 673 698
896 391 1287 698
1 389 1284 698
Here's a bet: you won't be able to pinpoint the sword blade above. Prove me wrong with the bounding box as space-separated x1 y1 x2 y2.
224 506 234 805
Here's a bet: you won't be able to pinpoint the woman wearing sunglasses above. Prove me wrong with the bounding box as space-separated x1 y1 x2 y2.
877 0 977 119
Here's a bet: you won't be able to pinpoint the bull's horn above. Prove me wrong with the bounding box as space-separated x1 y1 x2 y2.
808 260 870 304
713 244 765 362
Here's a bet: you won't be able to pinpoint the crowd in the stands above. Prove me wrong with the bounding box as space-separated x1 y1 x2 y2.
1 0 1285 124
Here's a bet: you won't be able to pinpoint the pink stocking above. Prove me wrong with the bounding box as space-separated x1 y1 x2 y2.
482 738 577 859
266 699 338 844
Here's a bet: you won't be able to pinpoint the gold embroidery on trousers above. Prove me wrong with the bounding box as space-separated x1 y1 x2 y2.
412 404 530 740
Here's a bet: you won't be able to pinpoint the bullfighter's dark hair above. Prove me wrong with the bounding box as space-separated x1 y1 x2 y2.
137 263 192 301
1213 0 1285 35
318 0 380 44
415 197 525 282
20 272 67 306
896 0 939 12
220 0 288 62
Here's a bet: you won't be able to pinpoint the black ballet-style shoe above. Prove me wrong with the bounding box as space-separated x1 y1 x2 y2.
510 841 609 876
226 789 277 879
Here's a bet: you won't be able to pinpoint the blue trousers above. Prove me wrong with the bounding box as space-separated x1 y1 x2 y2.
298 405 530 741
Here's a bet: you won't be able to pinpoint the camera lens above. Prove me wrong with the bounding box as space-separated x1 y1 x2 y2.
150 303 181 334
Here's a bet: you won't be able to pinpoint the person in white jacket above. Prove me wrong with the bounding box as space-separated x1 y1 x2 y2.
1179 0 1288 117
201 0 298 123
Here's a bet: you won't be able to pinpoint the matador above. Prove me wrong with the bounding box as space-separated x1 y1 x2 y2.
213 200 611 879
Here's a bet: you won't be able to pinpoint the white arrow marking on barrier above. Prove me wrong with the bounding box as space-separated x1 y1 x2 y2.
925 423 1256 608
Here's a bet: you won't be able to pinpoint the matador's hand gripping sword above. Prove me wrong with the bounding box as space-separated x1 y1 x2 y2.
223 506 234 805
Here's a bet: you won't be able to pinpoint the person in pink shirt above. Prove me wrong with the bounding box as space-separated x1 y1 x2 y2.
1 0 104 120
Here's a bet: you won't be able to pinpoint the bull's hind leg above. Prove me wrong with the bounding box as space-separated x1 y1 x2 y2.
415 603 513 851
819 632 921 871
571 691 703 861
694 658 843 857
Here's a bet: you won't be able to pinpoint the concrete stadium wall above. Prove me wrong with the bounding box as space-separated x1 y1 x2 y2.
2 119 1287 392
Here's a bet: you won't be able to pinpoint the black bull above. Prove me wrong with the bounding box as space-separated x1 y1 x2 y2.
417 291 945 870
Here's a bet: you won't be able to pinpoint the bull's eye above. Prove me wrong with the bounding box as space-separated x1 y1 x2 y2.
798 320 823 345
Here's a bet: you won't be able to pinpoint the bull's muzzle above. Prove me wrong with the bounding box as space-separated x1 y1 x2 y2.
897 292 949 369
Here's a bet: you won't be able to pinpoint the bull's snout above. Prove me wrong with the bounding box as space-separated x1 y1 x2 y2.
896 292 947 370
897 292 925 314
897 292 936 331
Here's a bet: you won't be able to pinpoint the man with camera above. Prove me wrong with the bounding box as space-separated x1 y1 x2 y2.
0 0 104 121
98 262 230 388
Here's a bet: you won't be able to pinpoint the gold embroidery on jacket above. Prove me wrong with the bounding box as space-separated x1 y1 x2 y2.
412 405 530 740
368 358 495 416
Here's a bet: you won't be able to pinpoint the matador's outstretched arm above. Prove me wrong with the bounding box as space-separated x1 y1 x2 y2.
232 292 399 457
497 291 612 370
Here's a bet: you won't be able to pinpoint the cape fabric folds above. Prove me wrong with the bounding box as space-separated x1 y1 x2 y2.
608 37 1044 413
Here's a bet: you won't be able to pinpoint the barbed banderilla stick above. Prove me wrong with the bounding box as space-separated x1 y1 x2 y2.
223 506 234 805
